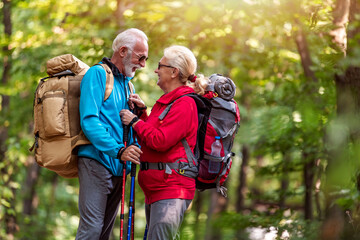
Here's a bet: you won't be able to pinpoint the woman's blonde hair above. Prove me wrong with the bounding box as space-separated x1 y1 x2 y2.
164 45 208 95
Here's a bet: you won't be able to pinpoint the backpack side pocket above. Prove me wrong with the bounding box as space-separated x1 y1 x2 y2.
41 90 66 137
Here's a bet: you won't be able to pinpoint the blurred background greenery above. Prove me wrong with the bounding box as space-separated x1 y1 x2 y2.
1 0 360 239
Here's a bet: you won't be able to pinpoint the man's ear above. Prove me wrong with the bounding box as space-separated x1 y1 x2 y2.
118 46 128 58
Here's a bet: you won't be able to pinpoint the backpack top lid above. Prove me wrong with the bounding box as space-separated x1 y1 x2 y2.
46 54 89 76
206 73 236 100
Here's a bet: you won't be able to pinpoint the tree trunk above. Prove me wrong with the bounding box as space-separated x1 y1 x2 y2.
303 153 315 220
115 0 135 29
343 1 360 194
204 188 228 240
41 173 59 238
1 0 16 237
321 1 360 239
314 159 322 220
192 191 203 240
23 158 40 216
330 0 350 54
236 145 249 212
294 24 318 83
332 0 360 193
0 0 11 159
320 205 345 240
279 153 290 209
294 20 319 221
235 146 250 239
347 0 360 44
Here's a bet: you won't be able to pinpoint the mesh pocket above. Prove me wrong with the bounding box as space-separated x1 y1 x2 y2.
198 158 222 181
42 90 66 137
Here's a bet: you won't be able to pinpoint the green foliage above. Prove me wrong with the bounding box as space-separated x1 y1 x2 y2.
1 0 359 239
202 210 322 240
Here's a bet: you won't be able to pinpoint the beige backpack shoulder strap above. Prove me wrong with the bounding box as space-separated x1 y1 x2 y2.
97 63 114 101
96 63 134 99
72 63 114 152
128 81 135 94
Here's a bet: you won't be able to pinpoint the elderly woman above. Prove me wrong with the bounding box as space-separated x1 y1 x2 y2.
120 45 207 239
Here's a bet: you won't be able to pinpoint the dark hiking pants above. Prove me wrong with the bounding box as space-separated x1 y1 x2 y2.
76 157 123 240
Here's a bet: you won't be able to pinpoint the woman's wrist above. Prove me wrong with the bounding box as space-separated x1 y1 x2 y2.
129 116 139 127
132 119 140 128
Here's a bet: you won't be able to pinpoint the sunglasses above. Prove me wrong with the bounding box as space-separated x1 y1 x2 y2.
129 48 148 62
158 63 175 70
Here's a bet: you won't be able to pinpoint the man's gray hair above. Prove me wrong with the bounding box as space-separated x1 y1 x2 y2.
112 28 148 52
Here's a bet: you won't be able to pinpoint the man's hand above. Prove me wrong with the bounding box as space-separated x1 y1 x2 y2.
120 110 137 125
121 145 142 165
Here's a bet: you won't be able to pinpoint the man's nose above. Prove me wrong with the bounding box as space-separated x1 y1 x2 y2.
139 59 146 68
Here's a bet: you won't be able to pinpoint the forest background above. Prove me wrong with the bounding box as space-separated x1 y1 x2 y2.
1 0 360 239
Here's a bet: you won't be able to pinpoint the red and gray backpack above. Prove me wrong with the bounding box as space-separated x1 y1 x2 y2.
141 74 240 196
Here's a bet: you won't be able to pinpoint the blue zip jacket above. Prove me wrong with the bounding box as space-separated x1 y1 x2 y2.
78 59 135 176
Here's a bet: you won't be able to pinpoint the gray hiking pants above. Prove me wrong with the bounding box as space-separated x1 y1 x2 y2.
76 157 123 240
145 199 192 240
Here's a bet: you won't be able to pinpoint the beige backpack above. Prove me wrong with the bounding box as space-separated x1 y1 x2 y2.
30 54 133 178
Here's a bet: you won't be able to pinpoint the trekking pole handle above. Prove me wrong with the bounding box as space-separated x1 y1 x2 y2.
131 162 136 177
133 104 139 116
123 124 129 147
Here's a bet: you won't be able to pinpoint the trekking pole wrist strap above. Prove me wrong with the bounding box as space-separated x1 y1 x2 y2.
137 106 147 117
137 106 147 111
117 147 126 161
117 143 139 162
129 116 139 127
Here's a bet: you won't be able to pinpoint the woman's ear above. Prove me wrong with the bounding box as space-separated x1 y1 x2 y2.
171 68 180 79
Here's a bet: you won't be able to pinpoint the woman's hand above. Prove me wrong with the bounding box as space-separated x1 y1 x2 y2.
128 94 146 110
120 109 137 126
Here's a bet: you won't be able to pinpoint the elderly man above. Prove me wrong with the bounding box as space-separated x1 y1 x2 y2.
76 28 148 240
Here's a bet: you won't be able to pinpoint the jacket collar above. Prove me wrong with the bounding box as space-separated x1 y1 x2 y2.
101 57 133 82
156 86 195 105
101 57 122 76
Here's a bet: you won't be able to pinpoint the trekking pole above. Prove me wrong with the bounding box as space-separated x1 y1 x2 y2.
128 104 141 240
131 172 135 240
129 111 139 240
143 224 148 240
127 163 136 240
120 125 129 240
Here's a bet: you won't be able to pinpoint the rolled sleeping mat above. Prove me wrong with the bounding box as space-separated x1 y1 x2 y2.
207 73 236 100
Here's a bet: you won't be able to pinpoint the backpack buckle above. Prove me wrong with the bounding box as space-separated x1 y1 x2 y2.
179 169 185 174
158 162 164 170
140 162 149 170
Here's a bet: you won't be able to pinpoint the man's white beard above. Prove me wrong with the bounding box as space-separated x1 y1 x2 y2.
123 54 139 77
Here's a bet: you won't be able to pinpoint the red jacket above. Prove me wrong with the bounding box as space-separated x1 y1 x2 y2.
134 86 198 204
